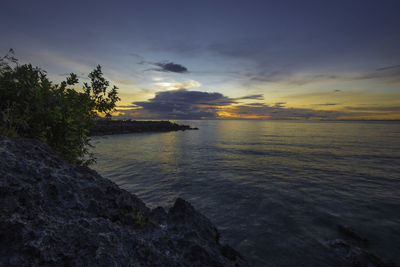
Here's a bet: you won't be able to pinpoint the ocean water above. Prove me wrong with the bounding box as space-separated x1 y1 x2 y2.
90 120 400 266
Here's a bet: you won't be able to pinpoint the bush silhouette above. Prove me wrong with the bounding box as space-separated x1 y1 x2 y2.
0 49 120 165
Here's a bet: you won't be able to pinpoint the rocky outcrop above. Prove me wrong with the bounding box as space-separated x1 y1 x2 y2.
0 137 246 266
326 225 398 267
328 239 397 267
90 120 198 136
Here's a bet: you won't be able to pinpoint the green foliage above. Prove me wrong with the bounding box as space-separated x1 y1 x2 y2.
0 49 120 165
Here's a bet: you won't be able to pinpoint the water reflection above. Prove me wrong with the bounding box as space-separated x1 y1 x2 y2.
91 120 400 266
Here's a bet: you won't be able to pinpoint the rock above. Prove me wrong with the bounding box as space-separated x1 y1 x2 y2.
221 245 243 261
89 120 198 136
0 137 247 266
328 239 398 267
337 224 369 244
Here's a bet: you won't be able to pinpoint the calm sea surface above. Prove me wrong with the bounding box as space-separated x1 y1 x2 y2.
91 120 400 266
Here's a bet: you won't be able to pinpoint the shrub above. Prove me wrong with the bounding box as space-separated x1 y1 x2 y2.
0 49 120 165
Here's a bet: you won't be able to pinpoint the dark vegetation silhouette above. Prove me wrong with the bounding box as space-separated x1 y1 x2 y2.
0 49 120 165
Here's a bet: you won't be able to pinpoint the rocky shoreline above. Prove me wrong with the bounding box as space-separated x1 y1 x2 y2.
2 136 398 267
0 137 246 266
89 120 198 136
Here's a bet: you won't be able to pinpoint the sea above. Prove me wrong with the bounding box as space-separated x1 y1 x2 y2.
90 120 400 266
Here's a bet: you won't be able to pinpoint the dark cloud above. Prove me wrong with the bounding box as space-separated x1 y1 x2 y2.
119 89 348 120
246 64 400 86
345 106 400 112
245 103 267 107
273 102 286 108
248 72 339 85
376 64 400 71
229 103 345 120
236 94 264 100
152 62 188 73
130 55 189 73
352 65 400 82
116 105 136 108
132 89 235 119
314 103 338 106
208 37 360 85
129 53 145 62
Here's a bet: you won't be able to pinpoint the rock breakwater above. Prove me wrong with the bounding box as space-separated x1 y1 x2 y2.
90 120 198 136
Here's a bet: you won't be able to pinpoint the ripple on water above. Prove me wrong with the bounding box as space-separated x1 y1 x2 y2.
91 120 400 266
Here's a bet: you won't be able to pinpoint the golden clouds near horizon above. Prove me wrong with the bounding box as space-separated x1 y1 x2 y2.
111 84 400 120
284 92 400 108
216 109 271 120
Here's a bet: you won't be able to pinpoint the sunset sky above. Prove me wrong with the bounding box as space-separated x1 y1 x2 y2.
2 0 400 120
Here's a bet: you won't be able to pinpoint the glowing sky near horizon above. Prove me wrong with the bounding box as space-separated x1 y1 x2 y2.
1 0 400 119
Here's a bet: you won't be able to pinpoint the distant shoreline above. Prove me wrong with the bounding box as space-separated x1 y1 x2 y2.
136 119 400 122
89 119 198 136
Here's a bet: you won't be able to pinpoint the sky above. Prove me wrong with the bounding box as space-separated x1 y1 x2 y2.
2 0 400 120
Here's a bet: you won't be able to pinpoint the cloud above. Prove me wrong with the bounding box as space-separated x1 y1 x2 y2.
224 103 345 120
245 103 267 107
129 53 145 62
248 72 339 85
116 105 137 108
344 106 400 112
115 89 400 120
131 89 235 119
247 64 400 86
207 33 400 88
152 61 188 73
314 103 338 106
236 94 264 100
376 64 400 71
119 89 348 120
273 102 286 108
348 65 400 82
131 54 189 73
